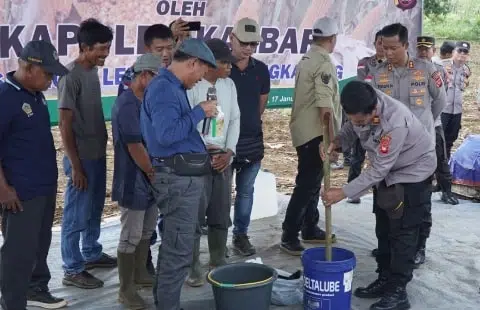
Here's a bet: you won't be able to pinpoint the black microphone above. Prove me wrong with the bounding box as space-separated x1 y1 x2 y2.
202 86 217 135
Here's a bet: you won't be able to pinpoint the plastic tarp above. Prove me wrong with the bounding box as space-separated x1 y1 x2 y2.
450 134 480 186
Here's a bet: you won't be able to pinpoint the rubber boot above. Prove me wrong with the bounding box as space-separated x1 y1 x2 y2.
186 238 205 287
208 227 228 268
134 239 154 287
117 251 146 310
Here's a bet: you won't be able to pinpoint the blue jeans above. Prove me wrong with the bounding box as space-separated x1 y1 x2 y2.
61 156 107 274
232 161 261 235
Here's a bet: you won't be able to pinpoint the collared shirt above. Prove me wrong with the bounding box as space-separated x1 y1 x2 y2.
371 57 447 140
339 90 436 200
140 68 207 159
289 45 342 148
187 78 241 154
230 57 270 138
117 66 134 97
0 72 58 201
357 55 384 81
444 60 471 114
111 89 153 210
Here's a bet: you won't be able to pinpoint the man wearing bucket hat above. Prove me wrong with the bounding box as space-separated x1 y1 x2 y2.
322 81 436 310
112 53 163 308
0 40 68 310
140 38 217 310
281 16 342 256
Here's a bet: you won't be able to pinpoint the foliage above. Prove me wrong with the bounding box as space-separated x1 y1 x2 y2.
424 0 451 16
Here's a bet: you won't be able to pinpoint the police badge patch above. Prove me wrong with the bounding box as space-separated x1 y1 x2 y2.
321 72 331 84
432 71 443 88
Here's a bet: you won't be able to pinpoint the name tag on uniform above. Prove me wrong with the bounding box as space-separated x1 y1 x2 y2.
22 103 33 117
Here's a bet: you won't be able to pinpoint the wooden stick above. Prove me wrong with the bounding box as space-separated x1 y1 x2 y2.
323 118 333 261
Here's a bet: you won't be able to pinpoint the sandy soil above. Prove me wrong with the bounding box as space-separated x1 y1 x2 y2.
51 43 480 224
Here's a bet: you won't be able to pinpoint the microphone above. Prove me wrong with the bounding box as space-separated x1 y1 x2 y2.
202 86 217 135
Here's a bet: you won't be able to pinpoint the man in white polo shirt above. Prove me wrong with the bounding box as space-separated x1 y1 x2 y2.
186 38 241 287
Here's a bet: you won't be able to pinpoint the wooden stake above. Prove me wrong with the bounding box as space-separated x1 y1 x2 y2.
323 118 333 261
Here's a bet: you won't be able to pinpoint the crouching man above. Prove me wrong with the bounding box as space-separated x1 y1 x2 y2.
322 81 436 310
111 54 162 309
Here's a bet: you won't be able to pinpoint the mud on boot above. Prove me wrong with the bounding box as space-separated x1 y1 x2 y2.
117 252 146 310
369 286 410 310
134 240 154 287
186 239 205 287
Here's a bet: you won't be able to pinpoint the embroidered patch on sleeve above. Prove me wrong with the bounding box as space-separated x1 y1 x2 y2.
321 72 332 84
432 71 443 88
379 135 391 154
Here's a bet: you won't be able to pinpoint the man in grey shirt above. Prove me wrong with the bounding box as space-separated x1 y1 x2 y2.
57 18 116 289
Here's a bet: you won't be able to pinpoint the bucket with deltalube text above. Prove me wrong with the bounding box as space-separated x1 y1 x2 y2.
302 247 356 310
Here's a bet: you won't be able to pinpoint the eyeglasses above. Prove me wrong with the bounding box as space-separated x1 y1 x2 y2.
233 35 258 48
457 48 469 54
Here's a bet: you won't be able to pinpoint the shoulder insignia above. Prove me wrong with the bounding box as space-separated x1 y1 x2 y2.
370 57 377 66
321 72 332 84
372 116 380 125
408 60 415 69
431 71 443 88
379 134 391 154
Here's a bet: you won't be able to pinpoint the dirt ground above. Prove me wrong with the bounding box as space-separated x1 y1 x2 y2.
51 43 480 224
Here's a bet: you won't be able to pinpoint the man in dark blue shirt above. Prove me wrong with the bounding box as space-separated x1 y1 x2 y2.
0 41 68 310
112 54 162 308
140 38 217 310
229 18 271 256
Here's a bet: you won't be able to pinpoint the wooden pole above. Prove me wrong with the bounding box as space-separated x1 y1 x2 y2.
323 117 333 261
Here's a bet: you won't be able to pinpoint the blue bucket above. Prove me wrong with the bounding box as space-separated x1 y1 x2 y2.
301 247 356 310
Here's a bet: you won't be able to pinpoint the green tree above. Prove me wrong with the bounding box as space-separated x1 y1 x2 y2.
424 0 451 16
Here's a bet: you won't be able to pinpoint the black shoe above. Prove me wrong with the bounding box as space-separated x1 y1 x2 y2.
232 234 256 256
280 238 305 256
301 226 337 244
62 270 104 289
413 248 426 269
432 184 441 192
27 289 67 309
85 252 117 270
369 286 410 310
354 277 389 299
372 248 378 257
441 192 459 205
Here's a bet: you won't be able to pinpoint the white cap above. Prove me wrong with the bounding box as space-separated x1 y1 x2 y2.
312 17 338 37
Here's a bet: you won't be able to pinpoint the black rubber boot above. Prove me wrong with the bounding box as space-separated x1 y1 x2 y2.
369 286 410 310
354 274 389 299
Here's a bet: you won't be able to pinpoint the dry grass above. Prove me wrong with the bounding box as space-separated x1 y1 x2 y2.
51 43 480 224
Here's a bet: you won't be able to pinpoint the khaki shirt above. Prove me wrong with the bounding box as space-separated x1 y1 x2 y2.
371 57 447 139
444 60 471 114
338 90 436 200
357 55 384 81
290 45 342 148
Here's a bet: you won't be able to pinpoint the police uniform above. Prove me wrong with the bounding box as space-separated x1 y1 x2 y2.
338 89 436 310
281 17 342 255
371 56 447 140
441 41 471 159
347 55 385 189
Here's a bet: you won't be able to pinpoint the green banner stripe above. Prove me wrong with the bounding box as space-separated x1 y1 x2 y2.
46 76 355 126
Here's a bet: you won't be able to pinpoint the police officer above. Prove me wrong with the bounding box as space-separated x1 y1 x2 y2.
322 81 436 310
442 41 471 159
280 17 343 256
140 38 217 310
369 24 446 261
0 41 68 310
347 29 385 204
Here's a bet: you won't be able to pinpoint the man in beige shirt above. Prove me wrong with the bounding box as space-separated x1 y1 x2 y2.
280 17 343 256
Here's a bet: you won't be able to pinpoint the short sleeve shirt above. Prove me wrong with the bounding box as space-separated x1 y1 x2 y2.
57 62 108 160
111 89 153 210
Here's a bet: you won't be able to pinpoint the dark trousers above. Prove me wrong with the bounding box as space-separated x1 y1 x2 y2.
282 137 323 240
374 178 431 286
347 139 366 182
435 125 453 193
441 113 462 159
0 194 56 309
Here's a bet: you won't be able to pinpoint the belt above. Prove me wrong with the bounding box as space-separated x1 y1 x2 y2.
153 165 174 173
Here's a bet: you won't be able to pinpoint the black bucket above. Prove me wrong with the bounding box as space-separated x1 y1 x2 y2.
207 263 278 310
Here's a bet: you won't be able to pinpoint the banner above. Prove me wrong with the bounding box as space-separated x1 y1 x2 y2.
0 0 422 124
